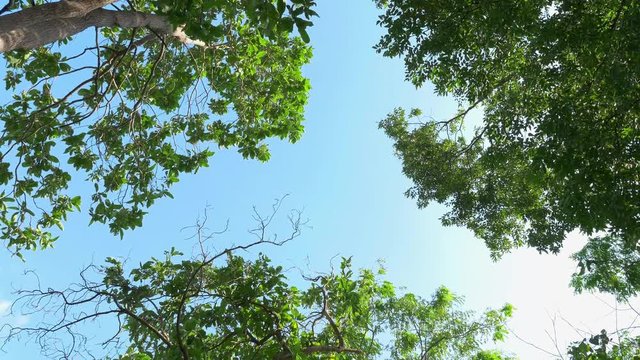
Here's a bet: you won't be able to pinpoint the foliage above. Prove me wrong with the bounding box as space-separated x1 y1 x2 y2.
473 350 516 360
375 0 640 296
0 0 316 254
568 330 640 360
3 207 512 359
571 235 640 299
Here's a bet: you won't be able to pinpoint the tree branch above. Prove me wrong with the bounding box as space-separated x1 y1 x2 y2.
0 2 207 52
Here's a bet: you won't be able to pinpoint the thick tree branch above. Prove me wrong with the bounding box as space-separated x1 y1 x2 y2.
0 0 117 27
0 1 205 52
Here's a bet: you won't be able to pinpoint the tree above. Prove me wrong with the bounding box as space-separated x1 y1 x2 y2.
568 330 640 360
375 1 640 296
473 350 516 360
0 0 316 255
2 203 513 359
571 235 640 299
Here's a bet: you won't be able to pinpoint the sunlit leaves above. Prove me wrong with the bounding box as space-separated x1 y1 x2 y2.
31 252 511 359
0 0 315 254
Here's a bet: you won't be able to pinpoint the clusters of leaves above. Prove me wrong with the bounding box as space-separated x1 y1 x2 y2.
571 235 640 299
0 0 315 255
384 285 512 360
568 330 640 360
473 350 516 360
6 240 513 359
376 0 640 295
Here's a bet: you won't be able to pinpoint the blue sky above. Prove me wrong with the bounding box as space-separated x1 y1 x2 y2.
0 1 636 358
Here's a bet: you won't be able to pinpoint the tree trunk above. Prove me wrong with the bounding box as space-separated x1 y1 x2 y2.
0 0 202 52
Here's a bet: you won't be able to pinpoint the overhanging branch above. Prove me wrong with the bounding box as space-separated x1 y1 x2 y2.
0 0 207 52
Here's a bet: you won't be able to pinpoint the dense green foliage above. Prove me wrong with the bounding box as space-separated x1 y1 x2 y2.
568 330 640 360
571 235 640 299
376 0 640 296
3 1 638 358
0 0 315 254
473 351 515 360
8 246 513 359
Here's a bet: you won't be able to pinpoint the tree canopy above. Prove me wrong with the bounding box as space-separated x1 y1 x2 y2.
0 0 315 255
376 0 640 297
4 207 513 359
1 0 639 358
568 330 640 360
